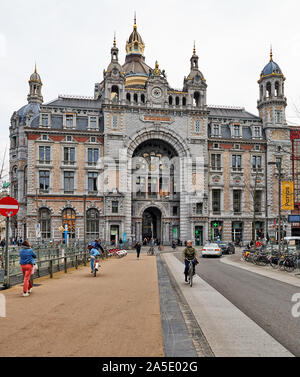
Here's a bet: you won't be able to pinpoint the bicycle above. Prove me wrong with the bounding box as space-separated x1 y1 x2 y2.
186 259 195 287
91 255 100 277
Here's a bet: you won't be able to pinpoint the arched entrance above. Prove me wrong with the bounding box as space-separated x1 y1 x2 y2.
142 207 162 243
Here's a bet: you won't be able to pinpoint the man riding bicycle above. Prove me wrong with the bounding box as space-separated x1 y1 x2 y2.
182 240 197 283
88 245 100 273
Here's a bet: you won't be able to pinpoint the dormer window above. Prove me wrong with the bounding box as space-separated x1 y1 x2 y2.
233 125 240 137
213 124 220 137
66 114 74 129
89 116 98 130
41 114 49 127
254 126 261 138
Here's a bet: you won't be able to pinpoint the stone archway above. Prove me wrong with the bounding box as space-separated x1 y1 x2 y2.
142 207 162 243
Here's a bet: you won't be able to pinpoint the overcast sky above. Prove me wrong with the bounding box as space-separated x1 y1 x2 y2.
1 0 300 177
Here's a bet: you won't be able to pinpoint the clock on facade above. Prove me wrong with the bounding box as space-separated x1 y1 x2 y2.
151 87 162 99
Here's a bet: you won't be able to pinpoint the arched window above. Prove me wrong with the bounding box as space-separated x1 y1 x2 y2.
126 93 131 103
62 208 76 239
182 97 186 106
275 81 280 97
111 85 119 102
86 208 100 241
175 97 180 106
169 96 173 105
141 94 145 103
260 85 263 99
266 82 271 98
193 92 200 107
134 43 139 51
134 93 138 103
39 208 51 239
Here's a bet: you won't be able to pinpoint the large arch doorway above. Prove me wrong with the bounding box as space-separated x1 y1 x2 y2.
142 207 162 243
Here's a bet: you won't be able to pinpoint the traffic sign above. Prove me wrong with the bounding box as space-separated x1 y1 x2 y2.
0 197 19 217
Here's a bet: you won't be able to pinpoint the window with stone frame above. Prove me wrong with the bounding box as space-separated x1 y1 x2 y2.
112 115 118 129
39 146 51 164
275 110 282 124
232 154 242 170
212 189 221 214
252 155 262 170
87 148 99 166
39 170 50 193
89 116 98 129
233 190 242 214
213 124 220 136
64 171 75 194
112 201 119 214
65 114 74 128
41 114 49 127
233 124 241 137
254 190 262 213
211 153 221 170
196 203 203 215
254 126 261 137
88 172 98 193
173 206 179 216
195 120 201 133
64 147 76 165
39 208 51 239
86 209 100 240
62 208 76 238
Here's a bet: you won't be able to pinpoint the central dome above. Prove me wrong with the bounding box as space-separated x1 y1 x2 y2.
261 60 282 76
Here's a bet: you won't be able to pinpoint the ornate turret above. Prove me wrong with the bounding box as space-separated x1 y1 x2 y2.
257 47 287 127
125 13 145 56
27 64 43 104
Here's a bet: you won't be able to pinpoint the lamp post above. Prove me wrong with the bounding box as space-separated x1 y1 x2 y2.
268 160 282 253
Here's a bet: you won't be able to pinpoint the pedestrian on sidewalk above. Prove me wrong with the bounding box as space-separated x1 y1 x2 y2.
135 241 142 259
19 241 37 297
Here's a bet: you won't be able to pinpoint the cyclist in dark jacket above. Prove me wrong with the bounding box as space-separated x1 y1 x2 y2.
19 241 37 297
182 241 197 283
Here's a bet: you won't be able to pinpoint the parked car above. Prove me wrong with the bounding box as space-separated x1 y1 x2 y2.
219 242 235 255
202 243 222 258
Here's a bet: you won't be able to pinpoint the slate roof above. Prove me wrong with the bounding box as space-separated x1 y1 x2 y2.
44 96 102 110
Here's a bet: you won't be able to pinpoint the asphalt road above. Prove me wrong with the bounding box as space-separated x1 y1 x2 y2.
175 252 300 356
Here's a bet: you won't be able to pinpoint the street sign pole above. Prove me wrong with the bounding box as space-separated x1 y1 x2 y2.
4 216 9 288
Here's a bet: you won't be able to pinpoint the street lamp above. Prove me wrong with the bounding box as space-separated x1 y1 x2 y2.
268 160 283 253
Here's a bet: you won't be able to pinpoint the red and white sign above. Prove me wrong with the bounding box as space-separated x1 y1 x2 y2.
0 197 19 217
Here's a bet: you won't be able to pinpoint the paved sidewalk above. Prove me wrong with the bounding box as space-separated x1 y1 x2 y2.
162 253 294 357
221 252 300 288
0 253 164 357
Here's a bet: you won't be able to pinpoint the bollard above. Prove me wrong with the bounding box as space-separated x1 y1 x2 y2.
64 257 67 273
49 260 53 278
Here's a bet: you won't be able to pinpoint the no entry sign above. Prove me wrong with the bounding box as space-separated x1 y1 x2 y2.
0 196 19 217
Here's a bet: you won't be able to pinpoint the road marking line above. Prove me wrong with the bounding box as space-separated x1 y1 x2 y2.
163 253 294 357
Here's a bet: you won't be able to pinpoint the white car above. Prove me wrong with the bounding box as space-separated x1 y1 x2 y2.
201 243 222 258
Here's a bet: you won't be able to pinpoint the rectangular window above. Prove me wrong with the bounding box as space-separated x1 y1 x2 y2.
87 148 99 166
233 125 240 137
212 189 221 214
64 147 75 165
136 177 146 197
254 190 262 213
66 115 74 128
148 177 158 197
89 116 98 129
232 155 242 170
64 171 74 193
39 146 51 164
211 154 221 170
213 124 219 136
88 172 98 193
233 190 241 214
252 155 262 170
41 114 49 127
196 203 203 215
112 201 119 213
275 110 282 124
254 126 261 137
195 120 201 133
39 171 50 193
173 206 179 216
112 115 118 129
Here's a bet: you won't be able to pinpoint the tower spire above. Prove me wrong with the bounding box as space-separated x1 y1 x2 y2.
113 31 116 47
193 41 196 55
270 44 273 62
134 11 137 29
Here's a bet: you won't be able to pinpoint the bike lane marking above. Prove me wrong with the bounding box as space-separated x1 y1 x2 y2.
162 253 294 357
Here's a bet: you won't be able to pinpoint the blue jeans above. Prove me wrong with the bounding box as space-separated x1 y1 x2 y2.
184 259 196 276
91 256 95 271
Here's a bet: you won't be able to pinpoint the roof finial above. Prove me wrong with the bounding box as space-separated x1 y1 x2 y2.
270 44 273 62
193 41 196 55
134 11 137 29
113 31 116 47
34 61 37 74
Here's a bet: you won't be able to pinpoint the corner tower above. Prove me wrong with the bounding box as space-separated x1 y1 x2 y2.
257 48 287 128
27 64 43 104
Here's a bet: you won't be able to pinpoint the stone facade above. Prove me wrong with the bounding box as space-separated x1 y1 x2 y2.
8 22 291 245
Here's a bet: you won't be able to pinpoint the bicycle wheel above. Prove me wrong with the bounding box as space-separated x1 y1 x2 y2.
284 261 295 273
189 265 193 287
270 257 279 269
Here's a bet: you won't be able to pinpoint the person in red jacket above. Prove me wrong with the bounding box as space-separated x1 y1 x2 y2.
256 239 262 248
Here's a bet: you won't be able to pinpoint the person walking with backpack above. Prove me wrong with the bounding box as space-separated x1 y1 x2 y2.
19 241 37 297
